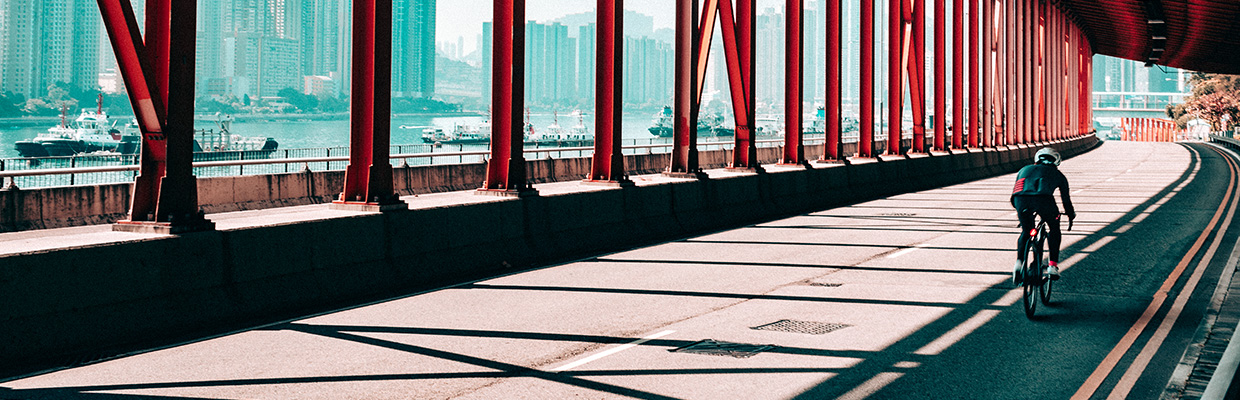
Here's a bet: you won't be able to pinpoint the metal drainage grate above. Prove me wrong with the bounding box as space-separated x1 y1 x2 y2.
806 281 844 287
670 339 773 358
751 319 851 335
879 213 917 217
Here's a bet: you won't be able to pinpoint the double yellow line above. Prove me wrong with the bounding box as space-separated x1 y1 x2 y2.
1073 144 1240 400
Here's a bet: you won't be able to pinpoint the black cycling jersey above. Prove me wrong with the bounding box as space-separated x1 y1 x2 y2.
1011 163 1076 218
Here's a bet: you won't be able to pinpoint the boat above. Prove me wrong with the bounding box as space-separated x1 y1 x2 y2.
419 113 538 145
648 106 673 137
527 110 592 146
647 106 727 137
189 114 279 161
14 97 126 157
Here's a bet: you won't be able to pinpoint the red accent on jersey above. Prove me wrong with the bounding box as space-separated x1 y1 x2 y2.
1013 178 1025 193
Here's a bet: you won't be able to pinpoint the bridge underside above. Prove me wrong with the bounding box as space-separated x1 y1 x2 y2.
7 139 1240 399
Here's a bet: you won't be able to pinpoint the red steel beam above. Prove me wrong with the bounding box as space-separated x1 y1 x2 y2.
859 0 875 157
824 0 843 160
669 0 700 174
589 0 628 184
782 0 804 164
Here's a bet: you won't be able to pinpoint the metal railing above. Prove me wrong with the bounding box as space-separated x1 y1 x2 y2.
1 136 833 189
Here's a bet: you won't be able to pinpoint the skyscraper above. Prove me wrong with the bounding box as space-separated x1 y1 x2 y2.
577 24 596 103
392 0 434 98
0 0 100 98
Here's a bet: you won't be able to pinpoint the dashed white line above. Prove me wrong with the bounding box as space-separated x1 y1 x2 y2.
550 330 675 372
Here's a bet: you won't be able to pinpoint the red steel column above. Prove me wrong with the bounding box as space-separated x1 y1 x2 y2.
887 0 903 155
951 0 964 150
859 0 875 157
339 0 401 204
934 0 946 151
483 0 534 193
912 0 927 153
729 0 758 168
589 0 628 184
782 0 805 164
968 0 979 148
1033 0 1041 142
98 0 164 224
669 0 700 174
1019 0 1028 144
1013 0 1023 145
156 0 200 224
134 0 170 222
1003 0 1013 146
981 0 992 147
824 0 843 160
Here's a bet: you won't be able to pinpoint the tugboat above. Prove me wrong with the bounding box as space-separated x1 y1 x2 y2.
14 95 124 157
528 110 591 146
188 114 279 161
648 106 726 137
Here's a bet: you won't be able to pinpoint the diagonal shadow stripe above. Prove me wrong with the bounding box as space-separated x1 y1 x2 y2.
459 283 1007 310
589 257 1010 275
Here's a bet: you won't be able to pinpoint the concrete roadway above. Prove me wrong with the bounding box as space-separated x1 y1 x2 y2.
3 141 1240 399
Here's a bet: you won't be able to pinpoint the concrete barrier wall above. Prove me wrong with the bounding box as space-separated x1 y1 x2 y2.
0 136 1098 375
0 140 881 232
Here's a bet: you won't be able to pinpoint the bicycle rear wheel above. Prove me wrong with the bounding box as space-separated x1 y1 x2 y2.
1021 235 1040 318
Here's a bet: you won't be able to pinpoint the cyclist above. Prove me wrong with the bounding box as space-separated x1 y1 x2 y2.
1012 147 1076 284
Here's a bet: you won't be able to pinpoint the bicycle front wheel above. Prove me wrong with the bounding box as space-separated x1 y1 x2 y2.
1038 225 1053 305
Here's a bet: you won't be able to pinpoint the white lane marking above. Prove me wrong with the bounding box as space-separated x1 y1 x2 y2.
886 244 927 259
551 330 675 372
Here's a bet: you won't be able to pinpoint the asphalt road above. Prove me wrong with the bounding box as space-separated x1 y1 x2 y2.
3 140 1239 400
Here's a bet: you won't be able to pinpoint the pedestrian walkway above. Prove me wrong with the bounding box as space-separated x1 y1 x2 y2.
4 141 1239 399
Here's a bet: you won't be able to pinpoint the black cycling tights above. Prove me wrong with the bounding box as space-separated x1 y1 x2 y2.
1013 195 1062 263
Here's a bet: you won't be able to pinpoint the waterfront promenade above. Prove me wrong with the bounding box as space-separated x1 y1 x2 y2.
3 141 1240 399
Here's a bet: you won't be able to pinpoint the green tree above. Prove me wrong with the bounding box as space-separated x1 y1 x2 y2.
277 87 319 112
1180 73 1240 131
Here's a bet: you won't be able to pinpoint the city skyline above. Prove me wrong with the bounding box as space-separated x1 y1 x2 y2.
0 0 1190 116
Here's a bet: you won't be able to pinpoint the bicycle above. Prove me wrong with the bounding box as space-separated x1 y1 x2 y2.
1018 213 1065 318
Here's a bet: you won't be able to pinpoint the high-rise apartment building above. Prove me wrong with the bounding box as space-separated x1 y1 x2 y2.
576 24 595 102
392 0 434 98
0 0 100 98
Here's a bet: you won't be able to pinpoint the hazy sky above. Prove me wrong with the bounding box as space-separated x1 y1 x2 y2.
437 0 786 55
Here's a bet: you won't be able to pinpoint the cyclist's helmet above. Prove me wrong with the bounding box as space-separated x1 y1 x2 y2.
1034 147 1061 166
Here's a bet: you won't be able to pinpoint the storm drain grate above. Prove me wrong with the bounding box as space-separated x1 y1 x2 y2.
879 213 917 217
670 339 773 358
806 282 844 287
751 319 851 335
